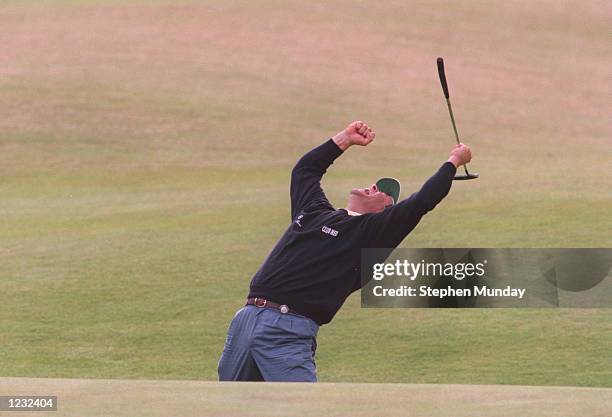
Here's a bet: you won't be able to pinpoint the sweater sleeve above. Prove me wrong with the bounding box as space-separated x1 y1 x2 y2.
360 162 457 247
290 139 344 219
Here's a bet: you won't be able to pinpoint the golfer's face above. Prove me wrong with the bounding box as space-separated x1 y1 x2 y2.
351 183 393 211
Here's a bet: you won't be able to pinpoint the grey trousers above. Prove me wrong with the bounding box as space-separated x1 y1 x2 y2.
218 305 319 382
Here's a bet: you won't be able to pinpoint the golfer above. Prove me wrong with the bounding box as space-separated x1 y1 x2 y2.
218 121 473 382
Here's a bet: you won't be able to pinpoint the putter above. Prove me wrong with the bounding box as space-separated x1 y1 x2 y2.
436 57 479 180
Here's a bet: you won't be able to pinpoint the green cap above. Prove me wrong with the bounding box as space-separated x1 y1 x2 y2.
376 177 401 204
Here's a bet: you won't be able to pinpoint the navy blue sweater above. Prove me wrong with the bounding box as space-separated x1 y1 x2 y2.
249 139 456 325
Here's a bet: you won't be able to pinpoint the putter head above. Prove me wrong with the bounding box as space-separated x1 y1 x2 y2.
453 172 479 180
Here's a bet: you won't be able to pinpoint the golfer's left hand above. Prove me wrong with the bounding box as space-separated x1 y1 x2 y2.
448 143 472 167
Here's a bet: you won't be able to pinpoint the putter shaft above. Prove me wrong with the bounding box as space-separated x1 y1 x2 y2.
445 98 471 175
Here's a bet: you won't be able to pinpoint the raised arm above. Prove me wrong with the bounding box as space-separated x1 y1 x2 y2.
361 143 472 246
290 121 376 219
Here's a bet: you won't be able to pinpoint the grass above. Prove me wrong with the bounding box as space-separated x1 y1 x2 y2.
1 377 611 417
0 0 610 387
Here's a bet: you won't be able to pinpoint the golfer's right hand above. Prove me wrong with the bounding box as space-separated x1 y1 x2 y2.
345 121 375 146
332 121 376 150
448 143 472 167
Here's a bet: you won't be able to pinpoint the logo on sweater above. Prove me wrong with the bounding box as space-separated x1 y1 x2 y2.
321 225 339 237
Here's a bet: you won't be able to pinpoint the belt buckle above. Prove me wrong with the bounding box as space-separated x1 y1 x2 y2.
254 297 267 308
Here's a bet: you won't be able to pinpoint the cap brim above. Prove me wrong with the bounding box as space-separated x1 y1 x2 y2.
376 177 401 204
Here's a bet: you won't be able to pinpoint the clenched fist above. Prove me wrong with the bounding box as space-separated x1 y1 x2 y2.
332 121 376 151
448 143 472 168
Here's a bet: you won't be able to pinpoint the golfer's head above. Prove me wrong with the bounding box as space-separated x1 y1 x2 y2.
348 183 394 214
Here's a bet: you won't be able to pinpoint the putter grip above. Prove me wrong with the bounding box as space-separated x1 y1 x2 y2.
436 57 449 99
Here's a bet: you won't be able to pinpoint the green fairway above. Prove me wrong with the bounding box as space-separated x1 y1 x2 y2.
1 377 611 417
0 0 610 387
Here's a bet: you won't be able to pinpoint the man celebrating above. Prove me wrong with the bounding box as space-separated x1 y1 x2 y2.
218 121 473 382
